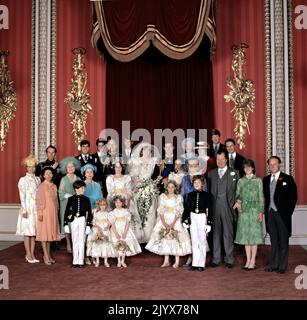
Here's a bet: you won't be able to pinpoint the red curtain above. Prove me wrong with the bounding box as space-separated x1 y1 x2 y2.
293 0 307 204
106 37 214 144
0 0 32 203
92 0 215 61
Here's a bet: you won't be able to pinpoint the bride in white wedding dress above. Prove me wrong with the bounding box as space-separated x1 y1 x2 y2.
128 142 161 243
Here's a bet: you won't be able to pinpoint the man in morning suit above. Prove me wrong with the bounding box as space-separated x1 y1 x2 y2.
207 151 240 268
208 129 227 159
225 138 245 177
75 140 96 178
263 156 297 274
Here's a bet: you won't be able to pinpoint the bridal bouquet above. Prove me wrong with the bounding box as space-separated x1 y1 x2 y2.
92 229 109 244
158 228 179 241
134 179 159 228
114 240 131 254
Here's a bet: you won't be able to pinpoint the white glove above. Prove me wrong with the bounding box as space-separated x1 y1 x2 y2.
85 226 91 235
183 223 190 229
64 225 70 234
64 193 72 199
205 225 211 233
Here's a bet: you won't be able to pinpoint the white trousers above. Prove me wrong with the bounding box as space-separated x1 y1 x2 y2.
71 216 86 265
190 212 208 268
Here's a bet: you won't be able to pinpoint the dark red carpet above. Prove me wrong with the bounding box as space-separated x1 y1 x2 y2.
0 243 307 300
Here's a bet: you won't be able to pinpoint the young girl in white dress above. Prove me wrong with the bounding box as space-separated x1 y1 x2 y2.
146 181 192 268
109 195 142 268
87 199 115 268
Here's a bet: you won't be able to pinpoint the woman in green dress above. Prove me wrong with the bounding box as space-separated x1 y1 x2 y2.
58 157 81 253
233 159 264 270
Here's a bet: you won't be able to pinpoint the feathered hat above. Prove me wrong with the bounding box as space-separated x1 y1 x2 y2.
22 154 37 167
59 157 81 175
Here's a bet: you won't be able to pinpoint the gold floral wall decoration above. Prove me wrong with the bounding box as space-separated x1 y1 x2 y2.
224 43 255 150
0 50 17 151
64 47 91 150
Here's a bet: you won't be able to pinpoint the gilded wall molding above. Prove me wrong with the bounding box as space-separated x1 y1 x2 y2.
31 0 57 162
264 0 272 175
287 0 295 178
50 0 57 147
264 0 295 176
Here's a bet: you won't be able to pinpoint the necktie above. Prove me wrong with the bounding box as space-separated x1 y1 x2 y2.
229 154 234 168
271 174 275 183
218 169 223 179
84 155 88 162
214 145 218 155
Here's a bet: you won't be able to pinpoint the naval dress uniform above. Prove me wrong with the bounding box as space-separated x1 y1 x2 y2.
182 190 212 269
64 195 92 266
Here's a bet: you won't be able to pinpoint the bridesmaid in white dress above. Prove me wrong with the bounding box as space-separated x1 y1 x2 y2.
146 181 192 268
109 195 142 268
88 199 115 267
128 142 161 243
16 155 41 263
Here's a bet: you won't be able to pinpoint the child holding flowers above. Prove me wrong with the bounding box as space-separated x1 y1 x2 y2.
109 195 142 268
146 181 192 268
87 199 115 268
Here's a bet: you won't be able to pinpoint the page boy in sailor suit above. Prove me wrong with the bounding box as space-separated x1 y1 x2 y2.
182 175 212 271
64 180 92 268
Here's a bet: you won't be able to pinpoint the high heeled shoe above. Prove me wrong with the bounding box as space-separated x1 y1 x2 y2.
172 263 179 269
32 258 40 263
25 256 35 263
248 265 256 271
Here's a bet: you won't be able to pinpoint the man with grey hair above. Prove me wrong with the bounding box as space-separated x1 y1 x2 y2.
207 151 240 268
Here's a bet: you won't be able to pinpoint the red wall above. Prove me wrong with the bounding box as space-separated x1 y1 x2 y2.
212 0 266 178
0 0 32 203
293 0 307 204
56 0 106 160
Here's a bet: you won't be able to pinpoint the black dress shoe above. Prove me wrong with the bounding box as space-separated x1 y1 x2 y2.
242 266 249 270
277 269 286 274
225 263 234 269
71 264 78 268
264 266 278 272
207 262 219 268
189 266 197 271
78 265 84 268
197 267 204 272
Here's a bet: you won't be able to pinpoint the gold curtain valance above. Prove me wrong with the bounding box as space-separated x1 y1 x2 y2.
91 0 216 62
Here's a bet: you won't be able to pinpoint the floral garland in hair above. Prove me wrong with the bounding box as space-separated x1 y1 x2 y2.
134 178 159 228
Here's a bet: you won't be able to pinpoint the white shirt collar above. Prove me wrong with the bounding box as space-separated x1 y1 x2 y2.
229 152 236 158
271 171 280 181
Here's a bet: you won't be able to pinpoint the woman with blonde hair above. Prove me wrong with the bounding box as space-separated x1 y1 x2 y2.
16 155 41 263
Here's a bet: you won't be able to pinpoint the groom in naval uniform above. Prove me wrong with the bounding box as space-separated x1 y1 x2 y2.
208 151 240 268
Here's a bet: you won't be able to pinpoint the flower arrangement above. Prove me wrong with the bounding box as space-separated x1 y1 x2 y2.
92 229 109 244
114 240 131 254
158 228 179 241
134 179 159 228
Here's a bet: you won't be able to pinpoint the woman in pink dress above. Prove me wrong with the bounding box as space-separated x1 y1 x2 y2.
36 167 60 265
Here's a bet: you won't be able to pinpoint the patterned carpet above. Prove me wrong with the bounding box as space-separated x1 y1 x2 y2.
0 242 307 300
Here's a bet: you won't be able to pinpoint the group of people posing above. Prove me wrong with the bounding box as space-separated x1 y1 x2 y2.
16 129 297 274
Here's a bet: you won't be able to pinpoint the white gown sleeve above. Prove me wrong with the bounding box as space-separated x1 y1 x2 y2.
176 195 184 217
157 194 166 216
106 176 115 197
18 178 27 214
125 175 133 197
